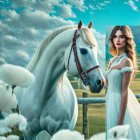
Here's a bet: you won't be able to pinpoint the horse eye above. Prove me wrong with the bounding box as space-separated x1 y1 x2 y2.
80 48 88 54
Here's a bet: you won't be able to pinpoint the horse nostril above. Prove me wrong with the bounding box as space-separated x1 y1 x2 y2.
114 131 117 137
96 79 101 86
6 85 9 90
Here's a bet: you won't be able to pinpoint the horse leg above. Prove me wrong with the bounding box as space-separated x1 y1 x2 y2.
24 118 42 140
24 130 37 140
19 135 24 140
40 115 70 135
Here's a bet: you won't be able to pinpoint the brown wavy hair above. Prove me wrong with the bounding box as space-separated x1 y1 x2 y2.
109 26 138 76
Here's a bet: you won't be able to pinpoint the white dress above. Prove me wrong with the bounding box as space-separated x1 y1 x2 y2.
106 53 140 140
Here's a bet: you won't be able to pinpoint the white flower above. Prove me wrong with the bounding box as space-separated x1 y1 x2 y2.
4 113 27 131
0 136 7 140
0 118 12 135
19 115 27 131
88 132 105 140
7 135 19 140
51 129 84 140
109 124 130 139
0 64 35 87
88 124 130 140
0 113 27 135
0 80 18 113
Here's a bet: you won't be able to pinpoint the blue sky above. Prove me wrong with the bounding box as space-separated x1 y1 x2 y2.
0 0 140 66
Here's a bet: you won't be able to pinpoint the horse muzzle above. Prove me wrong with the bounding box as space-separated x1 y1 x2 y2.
89 78 105 93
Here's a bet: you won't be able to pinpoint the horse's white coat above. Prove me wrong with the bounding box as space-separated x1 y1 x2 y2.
15 26 104 140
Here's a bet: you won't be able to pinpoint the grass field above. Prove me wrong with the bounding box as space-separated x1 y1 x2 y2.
72 54 140 138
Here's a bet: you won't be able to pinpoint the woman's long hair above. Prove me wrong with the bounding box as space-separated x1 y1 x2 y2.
109 26 138 76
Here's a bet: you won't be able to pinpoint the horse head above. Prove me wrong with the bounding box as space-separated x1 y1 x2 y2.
64 20 105 93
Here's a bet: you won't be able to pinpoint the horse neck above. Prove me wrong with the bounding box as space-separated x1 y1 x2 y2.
34 28 76 96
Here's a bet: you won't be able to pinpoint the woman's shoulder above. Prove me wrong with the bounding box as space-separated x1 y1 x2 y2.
121 57 133 67
109 56 117 64
120 57 134 74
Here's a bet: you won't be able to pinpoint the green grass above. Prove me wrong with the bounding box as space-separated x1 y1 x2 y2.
75 103 105 137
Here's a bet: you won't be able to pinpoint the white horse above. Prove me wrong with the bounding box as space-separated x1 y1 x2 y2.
15 21 105 140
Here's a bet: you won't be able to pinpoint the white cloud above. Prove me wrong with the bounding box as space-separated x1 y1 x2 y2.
0 0 9 4
125 0 138 11
99 3 106 6
104 0 111 4
0 3 75 65
58 4 76 18
106 26 114 39
89 1 111 11
96 5 102 10
90 11 94 15
16 50 30 61
0 21 11 35
1 35 27 48
89 5 97 10
11 0 28 7
1 9 19 19
11 0 61 14
25 28 38 35
67 0 87 11
3 9 74 29
27 1 56 14
1 8 74 45
4 35 17 41
92 29 106 75
3 35 27 47
21 28 38 40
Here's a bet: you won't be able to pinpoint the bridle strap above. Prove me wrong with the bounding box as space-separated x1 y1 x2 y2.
84 65 100 74
67 29 100 85
67 46 73 71
67 30 78 71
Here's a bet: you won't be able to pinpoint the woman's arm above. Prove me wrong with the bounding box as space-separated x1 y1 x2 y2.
118 59 133 125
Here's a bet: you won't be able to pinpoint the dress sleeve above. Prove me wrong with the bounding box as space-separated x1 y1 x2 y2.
120 66 133 74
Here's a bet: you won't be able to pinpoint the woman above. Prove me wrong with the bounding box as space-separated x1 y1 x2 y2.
106 26 140 140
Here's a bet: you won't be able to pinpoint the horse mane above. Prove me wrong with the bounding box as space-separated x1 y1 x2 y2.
80 27 98 48
27 26 75 71
27 26 98 71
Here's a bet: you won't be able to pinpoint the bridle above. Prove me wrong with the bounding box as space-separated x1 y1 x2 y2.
67 29 100 86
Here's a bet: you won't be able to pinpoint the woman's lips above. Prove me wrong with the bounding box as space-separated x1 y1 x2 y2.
116 43 121 45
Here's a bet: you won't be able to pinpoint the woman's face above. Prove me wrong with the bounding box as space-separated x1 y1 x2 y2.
112 30 127 49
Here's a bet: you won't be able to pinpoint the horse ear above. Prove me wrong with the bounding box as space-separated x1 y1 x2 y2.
78 20 82 29
88 21 92 29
